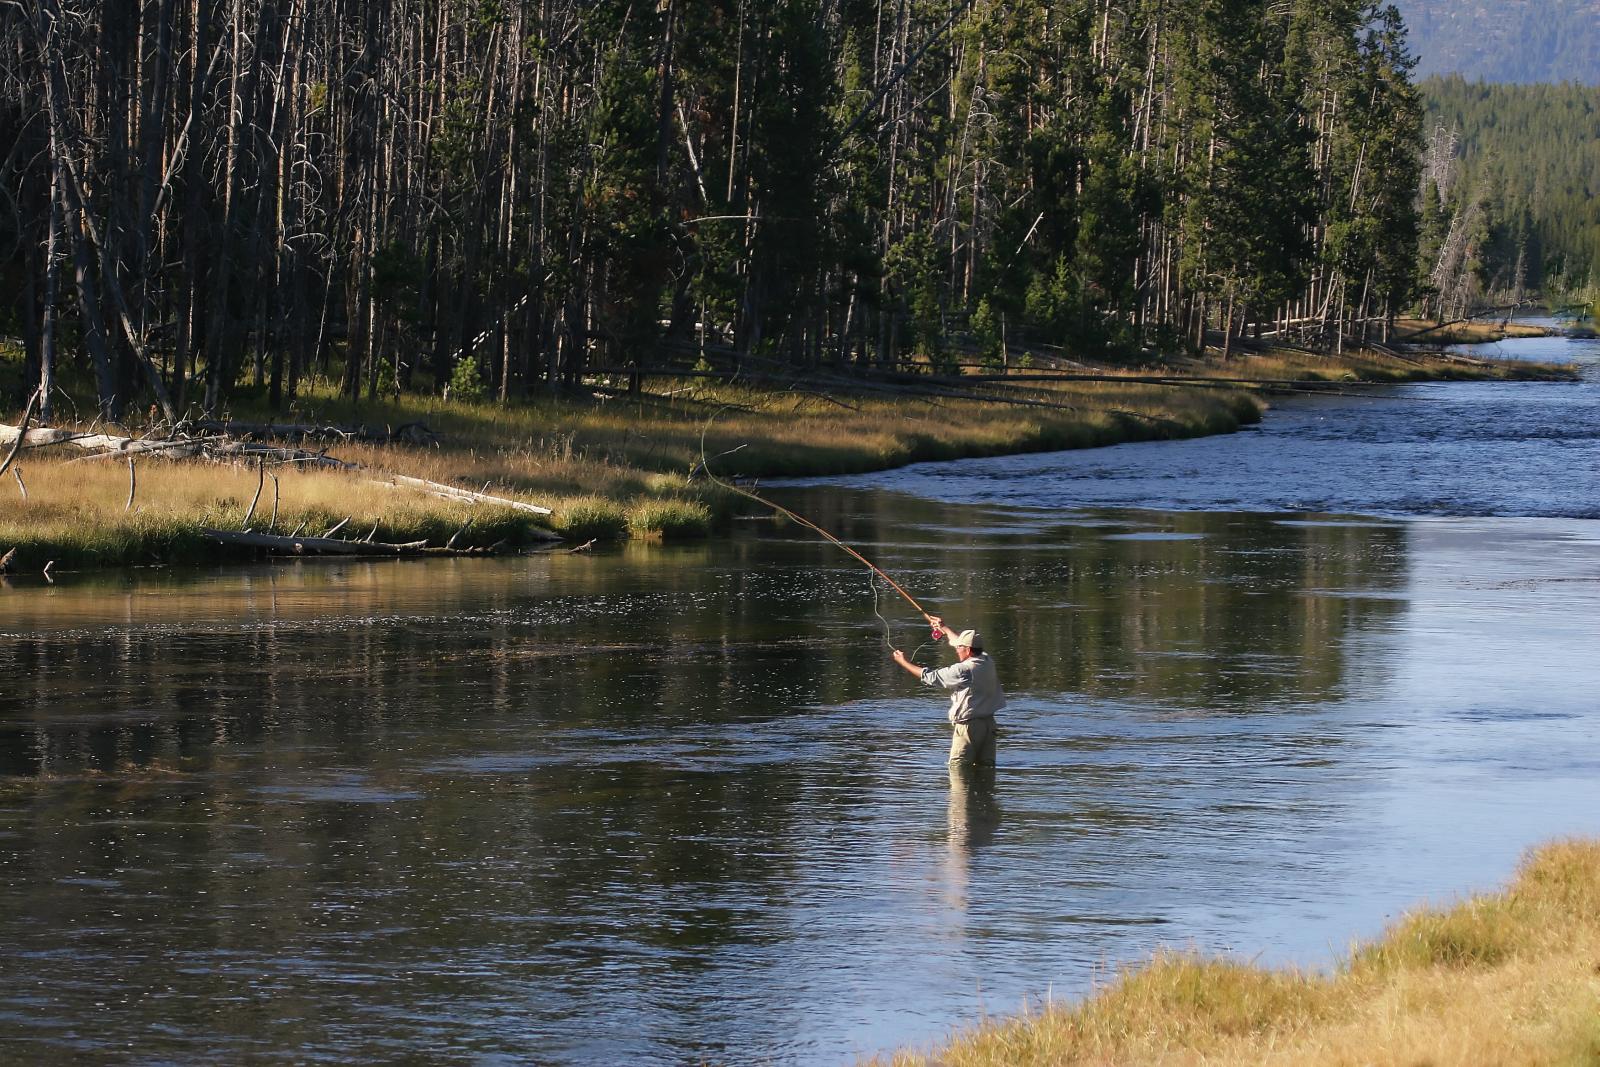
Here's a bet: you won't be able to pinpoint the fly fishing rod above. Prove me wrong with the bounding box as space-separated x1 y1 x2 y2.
699 414 946 643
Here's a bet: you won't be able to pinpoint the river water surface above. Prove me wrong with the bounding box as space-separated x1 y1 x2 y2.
2 328 1598 1064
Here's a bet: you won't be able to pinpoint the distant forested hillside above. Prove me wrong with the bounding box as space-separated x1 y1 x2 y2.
1418 76 1600 306
1396 0 1600 84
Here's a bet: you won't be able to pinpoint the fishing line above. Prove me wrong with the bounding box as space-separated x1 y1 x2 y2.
869 571 894 651
699 408 944 644
870 572 938 663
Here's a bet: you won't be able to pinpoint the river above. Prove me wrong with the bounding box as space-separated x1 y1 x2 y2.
2 326 1597 1064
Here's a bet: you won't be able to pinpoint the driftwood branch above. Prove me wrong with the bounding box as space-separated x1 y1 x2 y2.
125 457 136 511
0 389 41 478
242 459 265 527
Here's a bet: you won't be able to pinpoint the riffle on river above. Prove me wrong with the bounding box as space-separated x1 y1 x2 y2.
2 326 1597 1064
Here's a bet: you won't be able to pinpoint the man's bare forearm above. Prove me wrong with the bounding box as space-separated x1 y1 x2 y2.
890 650 925 679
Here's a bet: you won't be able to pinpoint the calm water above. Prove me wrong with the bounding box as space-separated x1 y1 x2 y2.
2 329 1598 1064
814 324 1600 518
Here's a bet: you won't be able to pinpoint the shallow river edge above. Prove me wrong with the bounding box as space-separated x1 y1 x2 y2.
0 345 1578 576
878 838 1600 1066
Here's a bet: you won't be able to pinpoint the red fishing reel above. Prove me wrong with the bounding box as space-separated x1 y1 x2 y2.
930 626 944 641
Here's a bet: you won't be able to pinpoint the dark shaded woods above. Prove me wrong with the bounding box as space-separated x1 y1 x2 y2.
0 0 1421 421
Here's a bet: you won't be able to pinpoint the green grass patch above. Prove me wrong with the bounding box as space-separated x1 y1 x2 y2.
549 497 629 542
626 499 713 540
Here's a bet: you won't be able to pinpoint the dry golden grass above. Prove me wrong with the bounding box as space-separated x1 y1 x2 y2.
0 373 1261 568
879 839 1600 1067
0 454 526 568
6 336 1564 569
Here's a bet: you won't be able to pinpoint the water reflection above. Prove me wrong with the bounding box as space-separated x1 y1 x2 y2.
943 764 1002 910
1 502 1597 1064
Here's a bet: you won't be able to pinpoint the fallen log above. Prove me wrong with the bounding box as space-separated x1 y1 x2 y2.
369 473 556 518
0 423 172 453
203 528 432 556
203 439 356 469
185 419 439 445
0 423 357 468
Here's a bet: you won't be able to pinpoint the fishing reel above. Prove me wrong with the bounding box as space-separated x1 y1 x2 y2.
930 626 944 642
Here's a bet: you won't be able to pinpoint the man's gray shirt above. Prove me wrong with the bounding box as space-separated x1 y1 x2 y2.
920 653 1006 724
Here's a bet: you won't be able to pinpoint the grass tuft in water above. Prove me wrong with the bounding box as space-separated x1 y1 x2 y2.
549 497 630 542
626 499 713 540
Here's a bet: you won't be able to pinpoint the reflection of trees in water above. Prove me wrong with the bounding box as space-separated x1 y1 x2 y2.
776 492 1411 709
0 500 1410 1046
0 562 828 1006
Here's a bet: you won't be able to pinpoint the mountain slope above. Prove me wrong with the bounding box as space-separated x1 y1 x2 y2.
1395 0 1600 85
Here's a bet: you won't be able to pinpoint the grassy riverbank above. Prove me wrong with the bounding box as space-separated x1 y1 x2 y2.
0 344 1576 571
1392 317 1555 345
879 839 1600 1067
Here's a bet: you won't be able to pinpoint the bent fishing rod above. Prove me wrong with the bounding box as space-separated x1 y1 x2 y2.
699 416 947 643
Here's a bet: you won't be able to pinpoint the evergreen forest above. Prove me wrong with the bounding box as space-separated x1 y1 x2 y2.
1418 75 1600 315
2 1 1423 421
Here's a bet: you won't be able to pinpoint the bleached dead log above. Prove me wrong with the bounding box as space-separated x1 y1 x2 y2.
0 423 353 468
61 438 206 461
369 473 554 517
0 423 156 452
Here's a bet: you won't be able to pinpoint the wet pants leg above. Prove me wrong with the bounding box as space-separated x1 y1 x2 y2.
949 717 997 765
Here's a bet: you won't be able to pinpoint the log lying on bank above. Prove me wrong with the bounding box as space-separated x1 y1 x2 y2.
0 422 356 468
368 473 556 517
0 423 184 454
202 528 504 557
185 419 439 445
204 440 355 468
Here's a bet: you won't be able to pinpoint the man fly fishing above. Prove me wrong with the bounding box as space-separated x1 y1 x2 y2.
698 418 1006 763
892 617 1005 765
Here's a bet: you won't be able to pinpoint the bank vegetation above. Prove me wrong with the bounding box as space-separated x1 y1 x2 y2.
0 338 1575 573
879 838 1600 1067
